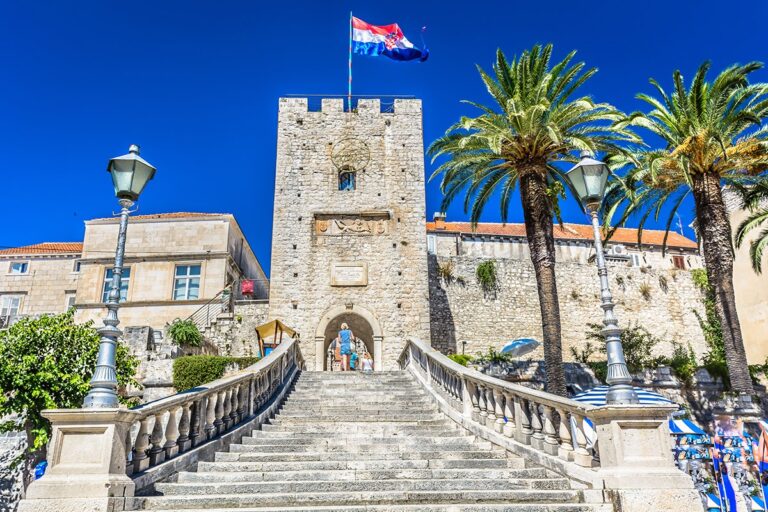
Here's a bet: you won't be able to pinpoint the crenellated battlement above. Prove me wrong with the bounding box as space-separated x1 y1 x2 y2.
278 96 421 114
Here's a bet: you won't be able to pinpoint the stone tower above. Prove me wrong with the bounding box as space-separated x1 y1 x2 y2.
268 97 430 371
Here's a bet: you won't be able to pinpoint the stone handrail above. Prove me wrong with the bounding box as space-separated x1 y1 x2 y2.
399 337 599 467
20 337 304 512
399 338 699 511
126 337 303 475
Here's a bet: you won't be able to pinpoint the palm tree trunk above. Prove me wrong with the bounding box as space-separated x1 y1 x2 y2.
519 171 566 396
691 172 754 394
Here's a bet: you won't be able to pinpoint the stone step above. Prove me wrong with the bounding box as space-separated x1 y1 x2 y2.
259 423 458 435
197 458 526 473
270 414 446 423
240 435 474 446
215 450 509 463
154 478 570 496
281 399 435 408
248 430 467 440
276 407 436 416
179 467 551 483
140 489 582 509
228 440 494 453
143 505 608 512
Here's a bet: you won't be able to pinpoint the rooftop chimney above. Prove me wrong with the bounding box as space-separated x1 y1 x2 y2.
433 212 446 230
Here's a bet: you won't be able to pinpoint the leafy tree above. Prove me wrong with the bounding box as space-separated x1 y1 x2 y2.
734 180 768 274
606 62 768 394
0 310 139 484
428 44 636 395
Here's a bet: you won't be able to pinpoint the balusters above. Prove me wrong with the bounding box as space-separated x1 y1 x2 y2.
493 389 505 434
125 426 134 476
205 392 218 439
162 406 181 459
572 414 593 467
221 389 233 430
190 398 203 446
485 387 496 426
556 408 573 461
541 406 559 455
148 412 166 466
502 392 515 438
469 381 481 422
133 416 151 473
177 403 192 453
477 384 488 425
215 390 226 433
530 403 545 450
229 385 239 425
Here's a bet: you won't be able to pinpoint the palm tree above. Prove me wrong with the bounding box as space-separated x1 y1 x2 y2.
428 44 636 396
605 62 768 394
734 180 768 274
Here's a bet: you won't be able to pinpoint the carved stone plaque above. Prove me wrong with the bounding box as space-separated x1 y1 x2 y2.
315 212 389 236
331 262 368 287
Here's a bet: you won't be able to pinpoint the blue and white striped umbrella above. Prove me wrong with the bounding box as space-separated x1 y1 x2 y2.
705 493 721 510
669 418 706 435
753 495 766 512
572 385 675 406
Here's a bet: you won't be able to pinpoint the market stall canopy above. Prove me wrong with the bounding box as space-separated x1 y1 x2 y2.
572 385 675 406
255 319 298 341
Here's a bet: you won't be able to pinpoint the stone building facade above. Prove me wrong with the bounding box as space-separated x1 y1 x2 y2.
267 97 431 371
74 212 268 334
0 243 82 327
724 189 768 363
425 214 709 360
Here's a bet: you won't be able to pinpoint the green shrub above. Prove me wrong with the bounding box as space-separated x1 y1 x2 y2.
448 353 473 366
173 355 260 391
663 343 698 384
476 260 497 294
474 346 512 365
167 318 203 347
585 321 663 374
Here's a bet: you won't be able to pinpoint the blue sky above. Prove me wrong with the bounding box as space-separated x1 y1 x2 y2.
2 0 767 275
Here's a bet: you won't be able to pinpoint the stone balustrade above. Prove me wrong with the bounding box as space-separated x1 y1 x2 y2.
19 338 304 512
399 337 700 512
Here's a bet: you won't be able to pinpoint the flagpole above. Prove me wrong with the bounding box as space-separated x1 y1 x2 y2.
348 11 353 112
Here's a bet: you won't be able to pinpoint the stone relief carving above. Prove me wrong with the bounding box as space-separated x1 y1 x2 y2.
315 214 389 236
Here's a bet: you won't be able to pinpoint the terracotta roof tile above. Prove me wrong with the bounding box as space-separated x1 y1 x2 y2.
426 221 698 249
0 242 83 256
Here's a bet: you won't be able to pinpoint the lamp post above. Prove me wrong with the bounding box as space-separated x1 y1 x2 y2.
566 151 638 405
83 145 156 408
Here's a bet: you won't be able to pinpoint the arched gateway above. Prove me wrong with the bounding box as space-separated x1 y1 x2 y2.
314 304 383 371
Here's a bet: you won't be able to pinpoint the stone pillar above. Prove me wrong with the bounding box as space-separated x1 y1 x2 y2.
19 409 140 512
373 336 383 372
314 336 324 371
591 405 700 512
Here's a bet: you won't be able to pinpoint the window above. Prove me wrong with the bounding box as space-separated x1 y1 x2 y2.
427 235 436 255
102 267 131 303
9 262 28 274
630 254 642 267
173 265 201 300
0 295 22 326
672 255 686 270
65 293 76 310
338 167 356 191
72 260 81 273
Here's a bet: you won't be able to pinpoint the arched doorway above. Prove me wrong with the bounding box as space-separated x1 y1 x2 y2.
322 313 373 371
315 304 383 371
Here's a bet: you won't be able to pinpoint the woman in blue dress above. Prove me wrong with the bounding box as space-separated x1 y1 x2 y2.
338 322 354 371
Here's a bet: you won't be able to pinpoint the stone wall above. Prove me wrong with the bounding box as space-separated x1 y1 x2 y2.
204 300 270 357
0 431 25 512
428 255 708 361
0 255 79 318
267 97 431 371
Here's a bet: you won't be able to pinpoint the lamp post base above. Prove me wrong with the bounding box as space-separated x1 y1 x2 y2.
606 384 640 405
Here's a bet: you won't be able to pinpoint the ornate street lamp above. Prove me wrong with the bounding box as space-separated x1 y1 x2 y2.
83 145 156 408
566 151 639 405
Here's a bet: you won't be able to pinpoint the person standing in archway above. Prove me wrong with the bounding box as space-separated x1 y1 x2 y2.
338 323 354 371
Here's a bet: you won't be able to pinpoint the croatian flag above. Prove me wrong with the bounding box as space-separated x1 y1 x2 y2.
352 17 428 62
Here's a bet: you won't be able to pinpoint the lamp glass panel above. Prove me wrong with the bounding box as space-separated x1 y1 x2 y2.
129 165 154 197
568 168 589 203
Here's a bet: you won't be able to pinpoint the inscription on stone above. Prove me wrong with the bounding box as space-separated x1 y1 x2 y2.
331 262 368 287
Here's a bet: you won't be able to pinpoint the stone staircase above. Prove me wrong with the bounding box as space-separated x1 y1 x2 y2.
138 371 609 511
